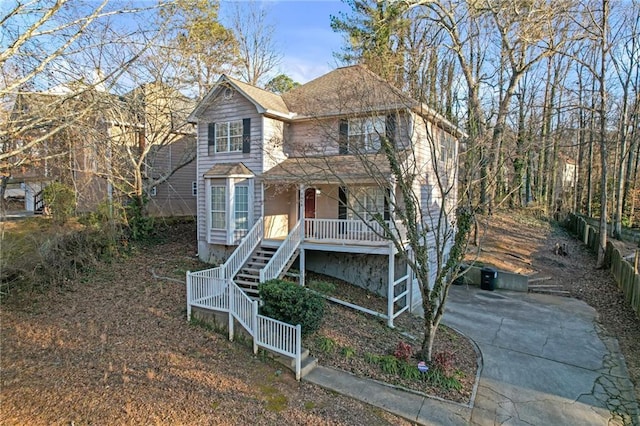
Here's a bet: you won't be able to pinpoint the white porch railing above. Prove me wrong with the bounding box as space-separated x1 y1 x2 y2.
186 276 302 380
260 220 302 282
225 217 264 279
304 218 405 243
186 217 263 321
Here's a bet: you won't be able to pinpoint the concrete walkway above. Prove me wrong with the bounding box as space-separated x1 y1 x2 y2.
305 286 640 425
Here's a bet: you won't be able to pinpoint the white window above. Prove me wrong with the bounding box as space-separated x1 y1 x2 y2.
348 187 385 221
349 116 385 153
234 186 249 230
215 120 243 153
150 186 157 197
192 181 197 197
210 186 226 229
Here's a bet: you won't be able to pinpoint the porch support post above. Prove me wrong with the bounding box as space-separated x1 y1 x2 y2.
260 182 265 219
407 248 415 313
389 176 397 237
299 184 305 226
387 247 395 328
299 248 306 287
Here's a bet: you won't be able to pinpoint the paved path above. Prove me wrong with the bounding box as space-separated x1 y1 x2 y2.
306 286 640 425
444 286 639 425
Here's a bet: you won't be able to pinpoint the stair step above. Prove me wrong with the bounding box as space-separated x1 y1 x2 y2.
235 279 260 289
529 288 571 296
271 348 317 378
236 273 259 280
299 356 318 379
529 277 552 284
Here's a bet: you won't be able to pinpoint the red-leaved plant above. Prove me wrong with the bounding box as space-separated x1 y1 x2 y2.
393 341 413 362
432 350 456 376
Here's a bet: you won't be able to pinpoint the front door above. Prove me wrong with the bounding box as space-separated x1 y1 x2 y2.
304 188 316 219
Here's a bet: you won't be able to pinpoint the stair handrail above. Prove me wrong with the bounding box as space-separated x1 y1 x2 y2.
260 220 302 283
225 217 264 279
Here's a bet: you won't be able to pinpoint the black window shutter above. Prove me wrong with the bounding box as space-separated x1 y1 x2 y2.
383 188 391 221
242 118 251 153
208 123 215 155
385 114 396 147
339 119 348 154
338 187 347 219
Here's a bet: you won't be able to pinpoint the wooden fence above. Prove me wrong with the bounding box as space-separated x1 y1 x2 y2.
566 214 640 318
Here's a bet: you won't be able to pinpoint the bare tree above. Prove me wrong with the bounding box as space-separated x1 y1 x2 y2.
271 67 476 360
0 0 169 195
227 1 281 87
160 0 238 98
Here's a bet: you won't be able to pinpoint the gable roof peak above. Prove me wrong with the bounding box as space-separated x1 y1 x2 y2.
188 74 290 122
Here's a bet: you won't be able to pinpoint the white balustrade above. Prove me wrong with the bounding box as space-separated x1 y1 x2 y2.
225 217 264 279
260 221 302 282
304 218 399 243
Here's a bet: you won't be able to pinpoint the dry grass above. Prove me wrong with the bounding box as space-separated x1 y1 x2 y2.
1 221 412 425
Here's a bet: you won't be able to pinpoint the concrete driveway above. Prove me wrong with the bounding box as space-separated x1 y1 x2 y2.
444 285 639 425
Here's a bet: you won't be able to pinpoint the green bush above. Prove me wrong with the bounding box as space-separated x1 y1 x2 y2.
259 279 325 337
125 197 154 241
43 182 75 224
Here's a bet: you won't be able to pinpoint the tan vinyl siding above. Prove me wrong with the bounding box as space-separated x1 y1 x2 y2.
264 186 294 239
314 185 339 218
286 118 340 157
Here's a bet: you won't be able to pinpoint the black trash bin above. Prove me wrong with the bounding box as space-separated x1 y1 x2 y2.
480 267 498 291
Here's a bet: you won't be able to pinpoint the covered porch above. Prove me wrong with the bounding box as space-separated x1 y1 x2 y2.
260 155 415 327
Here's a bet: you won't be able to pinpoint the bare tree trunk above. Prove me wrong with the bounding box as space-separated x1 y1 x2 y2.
596 0 609 268
575 67 586 213
587 85 596 217
623 102 639 225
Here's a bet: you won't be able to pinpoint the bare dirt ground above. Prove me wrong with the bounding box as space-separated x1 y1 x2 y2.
469 210 640 401
1 221 412 426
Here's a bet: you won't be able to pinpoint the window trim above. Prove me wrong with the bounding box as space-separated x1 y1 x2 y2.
210 185 226 230
215 120 243 153
347 187 386 221
234 185 250 231
348 116 385 153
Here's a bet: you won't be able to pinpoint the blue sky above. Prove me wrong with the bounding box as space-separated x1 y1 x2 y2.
220 0 351 84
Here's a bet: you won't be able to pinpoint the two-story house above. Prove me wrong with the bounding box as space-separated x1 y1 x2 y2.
5 82 197 217
187 65 464 325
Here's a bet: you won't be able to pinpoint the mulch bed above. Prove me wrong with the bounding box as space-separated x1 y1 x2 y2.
302 272 478 404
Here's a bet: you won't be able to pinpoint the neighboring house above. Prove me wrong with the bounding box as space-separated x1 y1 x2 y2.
187 65 464 324
109 82 197 217
5 90 108 213
4 82 197 216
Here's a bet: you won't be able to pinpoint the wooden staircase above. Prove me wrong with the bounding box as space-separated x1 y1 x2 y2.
234 246 277 298
232 243 317 379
